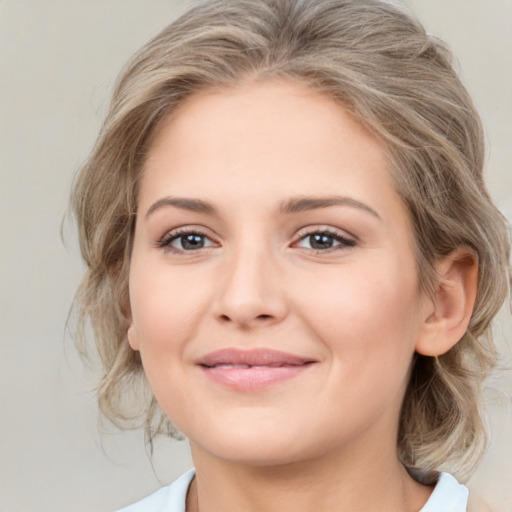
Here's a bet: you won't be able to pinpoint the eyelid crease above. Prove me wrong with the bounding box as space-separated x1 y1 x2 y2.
293 225 357 243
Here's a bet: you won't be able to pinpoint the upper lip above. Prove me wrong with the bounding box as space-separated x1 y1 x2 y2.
195 348 316 367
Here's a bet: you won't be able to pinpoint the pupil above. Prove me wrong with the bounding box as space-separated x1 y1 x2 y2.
182 234 204 250
310 233 333 249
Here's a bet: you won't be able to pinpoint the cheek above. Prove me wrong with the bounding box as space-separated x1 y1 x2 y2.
128 261 209 359
297 261 421 371
127 269 203 423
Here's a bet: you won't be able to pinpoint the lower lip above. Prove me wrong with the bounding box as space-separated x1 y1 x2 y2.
199 364 314 391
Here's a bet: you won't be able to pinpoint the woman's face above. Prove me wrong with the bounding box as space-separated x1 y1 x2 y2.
128 81 431 466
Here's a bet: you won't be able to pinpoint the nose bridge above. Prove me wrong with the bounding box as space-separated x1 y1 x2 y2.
215 234 286 327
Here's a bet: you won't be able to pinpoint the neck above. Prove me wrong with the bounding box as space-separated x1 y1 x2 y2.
187 437 433 512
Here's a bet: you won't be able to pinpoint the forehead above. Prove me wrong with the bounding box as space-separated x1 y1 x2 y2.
140 80 403 224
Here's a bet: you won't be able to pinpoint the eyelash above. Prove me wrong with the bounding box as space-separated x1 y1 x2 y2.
293 228 356 253
157 227 219 254
157 227 356 254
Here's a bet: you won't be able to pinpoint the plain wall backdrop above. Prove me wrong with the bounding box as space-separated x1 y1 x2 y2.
0 1 511 511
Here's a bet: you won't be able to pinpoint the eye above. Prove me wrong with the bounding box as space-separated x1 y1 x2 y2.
158 228 218 253
294 229 356 252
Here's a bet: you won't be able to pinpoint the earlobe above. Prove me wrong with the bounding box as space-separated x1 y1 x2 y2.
127 322 140 351
415 248 478 357
121 287 140 351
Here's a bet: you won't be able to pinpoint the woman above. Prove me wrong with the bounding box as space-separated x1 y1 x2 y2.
71 0 511 510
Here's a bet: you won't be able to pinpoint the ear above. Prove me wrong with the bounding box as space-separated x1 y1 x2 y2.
415 248 478 357
120 285 140 351
127 320 140 351
123 301 139 351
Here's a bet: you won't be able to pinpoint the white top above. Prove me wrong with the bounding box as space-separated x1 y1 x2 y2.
116 469 469 512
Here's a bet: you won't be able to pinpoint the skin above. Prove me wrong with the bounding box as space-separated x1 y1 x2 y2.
127 81 477 512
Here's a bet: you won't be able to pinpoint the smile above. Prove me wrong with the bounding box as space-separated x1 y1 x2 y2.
196 349 316 391
206 363 298 369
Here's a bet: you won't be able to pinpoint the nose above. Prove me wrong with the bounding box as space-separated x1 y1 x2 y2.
213 242 288 330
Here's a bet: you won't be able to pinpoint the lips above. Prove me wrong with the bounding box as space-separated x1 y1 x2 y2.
196 348 314 367
195 348 316 391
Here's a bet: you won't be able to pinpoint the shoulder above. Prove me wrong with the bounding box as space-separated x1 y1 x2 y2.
114 469 195 512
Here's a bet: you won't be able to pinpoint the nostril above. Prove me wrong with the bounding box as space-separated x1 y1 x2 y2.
218 313 273 324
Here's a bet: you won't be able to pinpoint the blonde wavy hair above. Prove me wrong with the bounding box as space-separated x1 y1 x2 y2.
71 0 511 481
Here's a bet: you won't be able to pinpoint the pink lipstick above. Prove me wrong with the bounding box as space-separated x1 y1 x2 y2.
195 348 316 391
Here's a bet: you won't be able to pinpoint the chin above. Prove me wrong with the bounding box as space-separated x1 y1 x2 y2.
188 421 327 468
205 442 309 467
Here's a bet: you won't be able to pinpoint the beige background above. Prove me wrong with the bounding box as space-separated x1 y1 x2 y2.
0 1 510 511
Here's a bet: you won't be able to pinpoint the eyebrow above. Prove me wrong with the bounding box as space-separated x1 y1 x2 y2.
145 195 380 219
279 195 381 219
145 197 218 218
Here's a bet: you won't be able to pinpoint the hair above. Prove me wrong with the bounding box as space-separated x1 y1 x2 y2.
71 0 511 481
